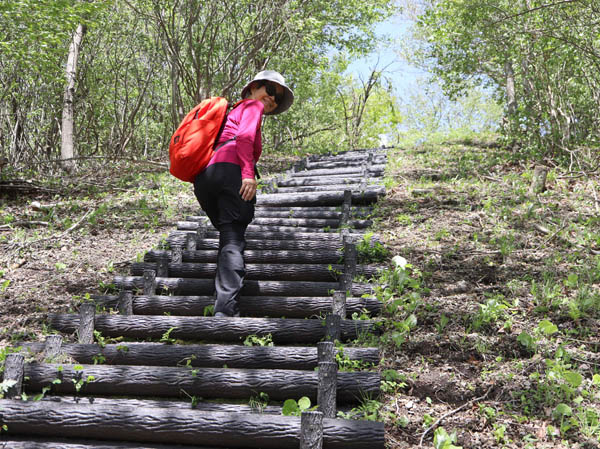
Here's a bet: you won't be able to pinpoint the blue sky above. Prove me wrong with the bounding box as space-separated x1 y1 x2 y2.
346 16 430 97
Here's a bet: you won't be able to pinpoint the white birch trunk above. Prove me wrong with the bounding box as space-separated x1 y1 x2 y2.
61 24 86 171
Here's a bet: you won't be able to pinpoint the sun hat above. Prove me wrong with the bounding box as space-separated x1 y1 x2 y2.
241 70 294 115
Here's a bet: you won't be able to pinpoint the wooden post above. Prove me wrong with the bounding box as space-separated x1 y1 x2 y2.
172 245 183 264
300 411 323 449
142 269 156 296
340 240 356 294
2 353 24 398
117 290 134 316
529 165 548 195
317 341 335 364
332 290 347 319
156 255 169 277
325 314 341 342
42 335 63 361
185 233 197 251
317 361 337 418
196 225 207 243
78 303 95 344
341 189 352 227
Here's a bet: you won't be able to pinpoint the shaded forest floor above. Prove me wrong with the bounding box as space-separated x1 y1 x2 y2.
1 143 599 448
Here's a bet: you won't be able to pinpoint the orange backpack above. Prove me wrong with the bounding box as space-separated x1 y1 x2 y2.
169 97 239 182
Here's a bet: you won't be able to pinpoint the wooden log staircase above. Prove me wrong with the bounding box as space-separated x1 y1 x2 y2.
1 148 389 449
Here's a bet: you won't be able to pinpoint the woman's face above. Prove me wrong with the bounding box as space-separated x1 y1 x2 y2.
249 82 284 114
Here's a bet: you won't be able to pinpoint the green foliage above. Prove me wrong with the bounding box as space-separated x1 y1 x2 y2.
355 232 389 263
282 396 312 416
433 427 462 449
243 334 274 347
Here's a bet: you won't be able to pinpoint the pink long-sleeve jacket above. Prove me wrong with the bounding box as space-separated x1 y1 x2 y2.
208 99 263 180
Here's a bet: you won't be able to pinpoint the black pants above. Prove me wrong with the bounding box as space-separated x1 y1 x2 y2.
193 163 255 316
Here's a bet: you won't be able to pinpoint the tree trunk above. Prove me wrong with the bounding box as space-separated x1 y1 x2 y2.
61 24 86 171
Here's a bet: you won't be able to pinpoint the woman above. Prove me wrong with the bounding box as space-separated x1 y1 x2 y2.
193 70 294 318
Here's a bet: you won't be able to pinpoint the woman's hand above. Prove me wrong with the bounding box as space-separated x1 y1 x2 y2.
239 178 257 201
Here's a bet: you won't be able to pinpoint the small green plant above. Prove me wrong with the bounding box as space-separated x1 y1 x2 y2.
355 232 389 263
381 369 406 394
435 314 450 334
282 396 312 416
335 345 374 372
203 305 214 316
250 391 270 413
433 426 462 449
160 327 178 344
243 334 273 347
0 379 17 399
71 365 95 393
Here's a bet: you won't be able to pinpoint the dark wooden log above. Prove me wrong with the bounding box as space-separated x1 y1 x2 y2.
256 189 383 207
156 254 170 277
341 190 352 226
93 294 382 319
171 245 183 264
112 276 374 297
276 176 367 187
41 335 63 361
274 183 381 194
22 363 379 403
130 262 379 282
2 353 25 398
0 400 384 449
48 314 379 345
300 411 323 449
289 165 385 177
173 229 361 242
18 342 379 370
318 362 337 418
306 159 386 169
78 303 95 344
145 248 345 264
0 437 213 449
117 290 133 315
179 218 343 230
39 395 285 415
167 236 345 251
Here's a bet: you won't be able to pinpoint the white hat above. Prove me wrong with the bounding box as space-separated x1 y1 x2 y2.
241 70 294 115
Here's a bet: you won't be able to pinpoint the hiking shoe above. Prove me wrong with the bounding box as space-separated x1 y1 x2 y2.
214 312 228 318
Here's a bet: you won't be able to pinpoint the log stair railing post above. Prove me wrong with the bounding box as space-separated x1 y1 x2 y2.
171 244 183 264
117 290 133 316
332 290 347 319
341 189 352 228
317 361 337 418
2 353 25 398
341 239 357 295
142 269 156 296
325 314 341 342
185 232 197 251
78 302 95 344
317 341 335 364
361 152 373 190
156 254 169 278
41 335 63 361
300 410 324 449
195 225 207 243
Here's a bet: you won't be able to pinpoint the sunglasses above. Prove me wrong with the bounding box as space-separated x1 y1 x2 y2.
261 81 284 105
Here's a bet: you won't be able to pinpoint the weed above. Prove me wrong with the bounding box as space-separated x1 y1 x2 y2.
160 327 178 344
433 427 462 449
282 396 312 416
355 232 389 263
249 391 270 413
243 334 273 347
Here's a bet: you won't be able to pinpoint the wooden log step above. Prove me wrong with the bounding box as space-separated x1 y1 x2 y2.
20 342 379 370
168 229 373 244
130 262 380 282
0 437 208 449
40 395 285 415
289 165 385 177
305 159 386 169
180 217 373 229
167 237 345 252
93 294 382 318
256 189 384 207
22 363 379 403
48 314 379 344
112 276 374 296
273 184 382 194
0 400 384 449
275 177 372 187
144 248 344 264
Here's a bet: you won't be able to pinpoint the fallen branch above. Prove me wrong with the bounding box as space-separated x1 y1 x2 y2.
419 385 494 447
0 221 49 230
